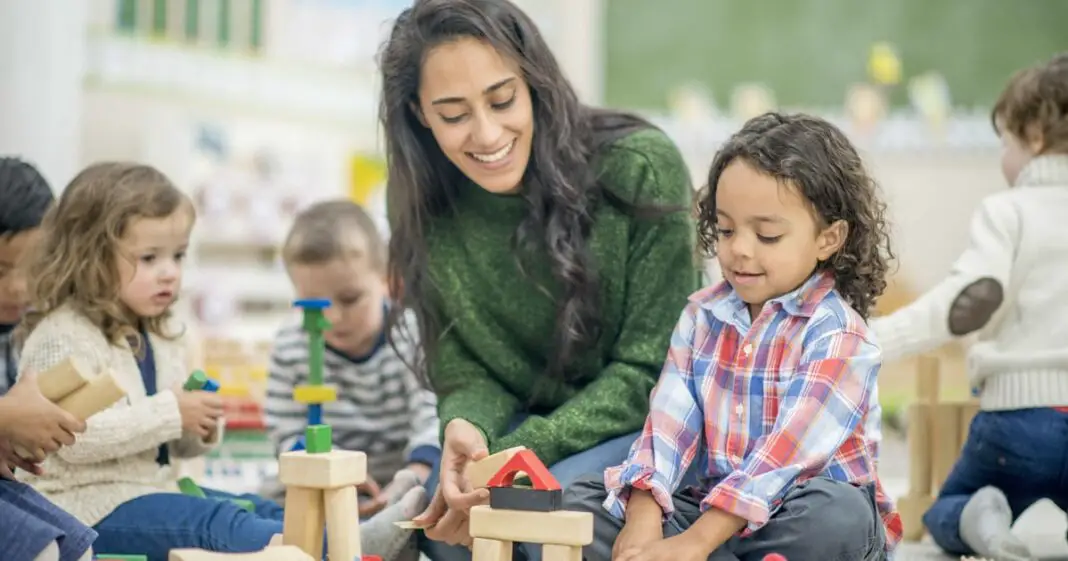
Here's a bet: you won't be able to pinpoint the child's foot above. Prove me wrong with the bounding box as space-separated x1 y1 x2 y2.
386 469 423 505
362 485 428 560
959 486 1032 561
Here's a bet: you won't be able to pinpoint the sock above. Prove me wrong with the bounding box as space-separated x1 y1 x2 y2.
959 486 1033 561
386 469 423 505
362 486 428 561
32 541 60 561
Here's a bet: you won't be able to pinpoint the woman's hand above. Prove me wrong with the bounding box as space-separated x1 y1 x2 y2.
412 418 491 546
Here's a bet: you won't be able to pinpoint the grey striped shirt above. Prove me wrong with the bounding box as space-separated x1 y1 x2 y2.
264 309 440 485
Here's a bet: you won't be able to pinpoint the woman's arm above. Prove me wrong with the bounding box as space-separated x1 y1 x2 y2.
872 196 1020 361
495 132 701 465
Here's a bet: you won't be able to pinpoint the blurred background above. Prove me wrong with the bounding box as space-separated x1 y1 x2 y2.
1 0 1066 527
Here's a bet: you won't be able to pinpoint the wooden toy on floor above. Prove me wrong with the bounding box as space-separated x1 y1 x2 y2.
17 357 127 459
468 450 592 561
167 546 313 561
898 355 979 542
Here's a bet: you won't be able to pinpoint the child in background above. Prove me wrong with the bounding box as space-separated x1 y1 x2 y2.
15 163 426 561
0 156 96 561
870 53 1068 561
563 113 900 561
264 200 440 511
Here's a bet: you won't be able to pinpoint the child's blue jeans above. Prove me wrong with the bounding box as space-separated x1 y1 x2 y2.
90 486 309 561
923 408 1068 555
0 479 97 561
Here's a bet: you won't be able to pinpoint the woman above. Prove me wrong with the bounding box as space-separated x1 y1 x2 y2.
378 0 700 559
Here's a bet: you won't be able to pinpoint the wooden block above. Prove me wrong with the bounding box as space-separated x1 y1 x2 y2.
472 538 513 561
490 487 563 512
304 425 332 454
56 372 126 420
915 355 940 402
931 404 961 491
324 486 361 561
293 384 338 405
905 402 933 497
469 505 593 546
466 447 527 489
168 545 314 560
279 449 366 489
36 357 93 401
268 534 284 546
897 494 934 542
282 487 325 560
542 544 582 561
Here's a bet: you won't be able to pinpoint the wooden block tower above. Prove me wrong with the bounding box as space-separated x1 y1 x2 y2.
279 298 365 561
468 450 592 561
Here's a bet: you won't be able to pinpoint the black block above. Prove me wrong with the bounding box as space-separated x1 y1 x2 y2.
489 486 563 512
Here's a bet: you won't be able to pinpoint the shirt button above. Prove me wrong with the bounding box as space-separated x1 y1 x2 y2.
735 403 744 418
743 343 753 355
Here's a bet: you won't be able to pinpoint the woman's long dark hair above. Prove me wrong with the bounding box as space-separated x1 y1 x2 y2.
379 0 655 384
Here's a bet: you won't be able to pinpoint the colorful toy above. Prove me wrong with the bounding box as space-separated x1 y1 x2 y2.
468 450 592 561
288 299 338 452
95 555 149 561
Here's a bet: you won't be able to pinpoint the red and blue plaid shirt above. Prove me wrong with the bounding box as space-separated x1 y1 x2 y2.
604 271 902 552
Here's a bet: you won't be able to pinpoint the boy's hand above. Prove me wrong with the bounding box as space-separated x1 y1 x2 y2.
358 476 387 517
613 512 663 559
614 533 710 561
174 389 225 438
0 371 85 459
0 437 43 479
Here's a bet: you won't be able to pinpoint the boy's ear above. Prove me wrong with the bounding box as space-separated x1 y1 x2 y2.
410 102 429 128
817 219 848 262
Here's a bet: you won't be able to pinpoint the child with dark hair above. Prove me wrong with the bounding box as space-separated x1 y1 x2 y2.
0 156 95 561
871 52 1068 561
564 113 901 561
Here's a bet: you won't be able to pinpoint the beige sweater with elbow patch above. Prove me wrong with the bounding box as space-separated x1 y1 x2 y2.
16 304 221 526
871 154 1068 411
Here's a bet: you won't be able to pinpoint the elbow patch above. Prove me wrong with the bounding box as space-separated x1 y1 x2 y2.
947 277 1003 336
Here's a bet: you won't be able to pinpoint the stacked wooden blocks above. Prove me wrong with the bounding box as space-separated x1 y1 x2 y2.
898 355 980 541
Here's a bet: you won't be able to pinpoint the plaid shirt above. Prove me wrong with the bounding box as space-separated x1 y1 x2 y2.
603 271 902 552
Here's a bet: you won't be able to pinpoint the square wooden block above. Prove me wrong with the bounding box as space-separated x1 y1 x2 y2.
279 449 366 489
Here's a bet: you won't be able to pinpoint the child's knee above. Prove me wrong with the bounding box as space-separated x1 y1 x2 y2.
33 541 60 561
561 472 608 512
774 479 881 558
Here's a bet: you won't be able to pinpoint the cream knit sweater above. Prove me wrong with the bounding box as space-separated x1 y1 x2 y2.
872 154 1068 411
16 304 221 526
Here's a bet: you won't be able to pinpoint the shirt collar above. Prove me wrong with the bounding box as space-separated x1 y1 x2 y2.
694 269 836 329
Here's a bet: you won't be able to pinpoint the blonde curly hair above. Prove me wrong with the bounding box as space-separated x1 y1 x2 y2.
17 162 195 352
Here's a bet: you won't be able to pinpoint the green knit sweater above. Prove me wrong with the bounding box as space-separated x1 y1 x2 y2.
426 128 700 466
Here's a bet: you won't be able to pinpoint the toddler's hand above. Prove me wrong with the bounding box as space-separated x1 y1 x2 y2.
175 390 224 438
0 437 43 479
0 371 85 460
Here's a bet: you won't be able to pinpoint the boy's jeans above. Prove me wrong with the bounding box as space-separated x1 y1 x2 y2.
923 408 1068 555
91 487 292 561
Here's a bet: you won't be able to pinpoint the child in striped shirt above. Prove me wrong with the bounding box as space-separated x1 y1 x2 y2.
264 200 440 524
564 113 901 561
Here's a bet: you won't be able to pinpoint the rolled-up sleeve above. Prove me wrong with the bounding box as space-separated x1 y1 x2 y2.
602 304 706 519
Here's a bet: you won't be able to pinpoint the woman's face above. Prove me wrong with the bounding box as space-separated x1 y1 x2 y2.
416 37 535 195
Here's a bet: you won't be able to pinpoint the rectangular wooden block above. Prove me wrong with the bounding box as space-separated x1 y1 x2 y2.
324 486 361 561
283 487 324 559
36 357 93 401
906 402 933 497
472 538 513 561
897 494 934 542
542 544 582 561
168 545 313 560
469 505 593 546
279 449 366 489
931 404 961 491
490 487 563 512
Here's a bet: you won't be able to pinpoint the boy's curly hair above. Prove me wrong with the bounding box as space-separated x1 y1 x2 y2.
17 162 194 352
992 51 1068 154
695 112 894 319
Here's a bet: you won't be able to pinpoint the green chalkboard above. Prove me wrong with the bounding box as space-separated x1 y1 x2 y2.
604 0 1068 110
